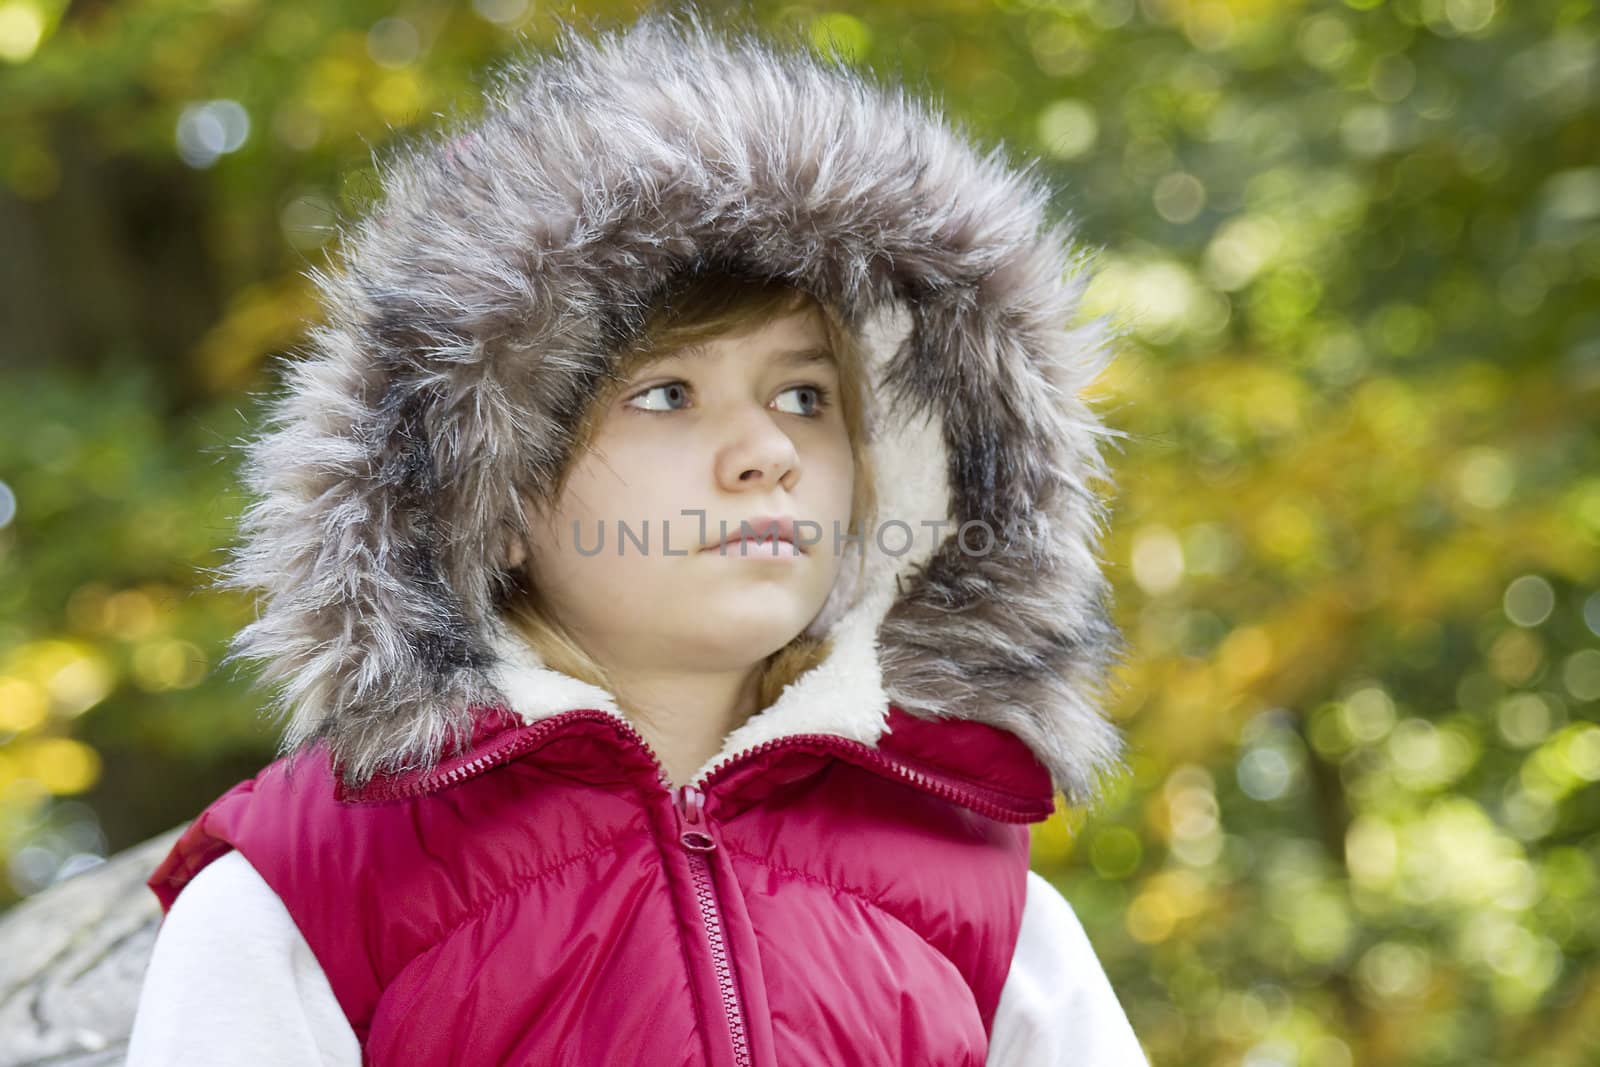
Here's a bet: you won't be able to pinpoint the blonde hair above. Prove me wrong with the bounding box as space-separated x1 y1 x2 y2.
501 271 878 713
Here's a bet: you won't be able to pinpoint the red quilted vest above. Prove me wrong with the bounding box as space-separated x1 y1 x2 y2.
147 703 1056 1066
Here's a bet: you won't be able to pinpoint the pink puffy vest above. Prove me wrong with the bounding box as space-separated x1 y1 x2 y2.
147 703 1056 1066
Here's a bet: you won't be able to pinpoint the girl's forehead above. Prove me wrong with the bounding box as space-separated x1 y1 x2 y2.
626 323 841 376
652 341 837 370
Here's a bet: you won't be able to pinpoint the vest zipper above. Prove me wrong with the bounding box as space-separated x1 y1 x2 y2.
675 782 753 1067
346 709 674 801
695 731 1055 822
349 707 1051 821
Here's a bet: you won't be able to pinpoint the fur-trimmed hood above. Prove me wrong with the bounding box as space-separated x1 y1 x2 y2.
219 10 1129 805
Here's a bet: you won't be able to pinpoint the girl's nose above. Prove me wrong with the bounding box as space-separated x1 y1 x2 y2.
715 408 800 492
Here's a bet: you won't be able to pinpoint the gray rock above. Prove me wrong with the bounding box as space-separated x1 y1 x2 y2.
0 827 184 1067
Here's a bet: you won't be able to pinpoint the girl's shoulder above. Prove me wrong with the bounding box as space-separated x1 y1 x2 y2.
128 849 362 1066
991 871 1150 1066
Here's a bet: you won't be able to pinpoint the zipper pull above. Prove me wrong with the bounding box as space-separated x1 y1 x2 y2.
676 784 715 852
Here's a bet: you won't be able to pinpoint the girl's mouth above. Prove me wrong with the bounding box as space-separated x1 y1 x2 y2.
703 514 805 556
709 534 801 558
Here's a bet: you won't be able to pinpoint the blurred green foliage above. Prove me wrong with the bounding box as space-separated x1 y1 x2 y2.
2 0 1597 1063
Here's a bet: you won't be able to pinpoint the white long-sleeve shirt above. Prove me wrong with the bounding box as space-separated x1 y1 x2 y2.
127 850 1149 1065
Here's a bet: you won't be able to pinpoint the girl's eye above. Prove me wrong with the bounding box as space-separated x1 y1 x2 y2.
774 384 833 418
625 382 833 418
625 382 692 413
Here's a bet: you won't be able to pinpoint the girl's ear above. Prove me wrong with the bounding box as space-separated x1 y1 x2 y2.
500 495 534 571
501 533 527 572
502 486 561 572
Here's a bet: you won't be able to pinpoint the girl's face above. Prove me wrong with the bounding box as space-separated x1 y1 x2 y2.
514 306 856 676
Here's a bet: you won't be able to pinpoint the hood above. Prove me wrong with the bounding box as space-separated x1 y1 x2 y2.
218 10 1129 806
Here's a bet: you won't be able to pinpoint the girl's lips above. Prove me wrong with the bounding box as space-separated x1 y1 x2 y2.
706 535 801 558
704 514 802 554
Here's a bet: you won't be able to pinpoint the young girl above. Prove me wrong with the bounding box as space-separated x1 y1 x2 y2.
128 10 1147 1065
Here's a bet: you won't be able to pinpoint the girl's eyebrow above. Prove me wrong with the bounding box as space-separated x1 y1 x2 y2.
769 346 836 367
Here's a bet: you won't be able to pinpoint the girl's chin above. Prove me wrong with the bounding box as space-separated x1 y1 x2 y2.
669 608 819 654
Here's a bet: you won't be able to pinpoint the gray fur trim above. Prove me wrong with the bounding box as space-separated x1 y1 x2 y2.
215 9 1130 805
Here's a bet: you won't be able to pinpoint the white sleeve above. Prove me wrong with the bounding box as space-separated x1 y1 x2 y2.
126 849 362 1067
985 870 1150 1067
